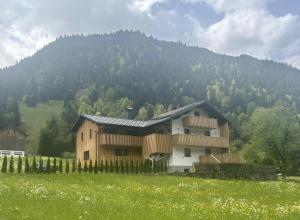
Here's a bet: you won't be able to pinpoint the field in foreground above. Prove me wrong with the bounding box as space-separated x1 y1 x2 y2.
19 100 64 154
0 174 299 220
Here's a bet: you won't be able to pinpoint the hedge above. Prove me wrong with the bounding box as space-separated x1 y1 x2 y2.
192 163 277 180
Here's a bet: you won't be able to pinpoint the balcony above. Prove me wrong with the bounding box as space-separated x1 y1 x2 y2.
172 134 229 149
99 155 143 163
183 116 218 129
99 133 142 147
142 134 172 158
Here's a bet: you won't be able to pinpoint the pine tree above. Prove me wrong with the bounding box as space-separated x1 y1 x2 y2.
46 158 51 173
88 160 93 173
83 160 88 172
135 161 139 174
65 160 70 173
164 160 168 173
115 160 119 173
1 155 7 173
94 161 98 174
58 159 63 173
100 160 104 172
72 159 76 173
9 156 14 173
17 156 22 174
104 160 108 173
38 157 43 173
25 156 30 173
52 157 57 173
109 160 113 173
125 160 129 174
139 160 143 173
32 156 37 173
78 160 82 173
130 160 134 174
120 160 124 174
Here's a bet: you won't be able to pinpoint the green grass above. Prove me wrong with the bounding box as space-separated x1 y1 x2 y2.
0 174 299 220
19 100 64 154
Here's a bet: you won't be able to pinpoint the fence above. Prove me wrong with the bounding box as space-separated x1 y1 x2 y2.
0 150 25 157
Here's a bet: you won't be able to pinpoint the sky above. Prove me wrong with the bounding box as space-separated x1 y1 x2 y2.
0 0 300 69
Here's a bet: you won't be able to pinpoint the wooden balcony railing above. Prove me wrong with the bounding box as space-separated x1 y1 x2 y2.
99 133 142 147
199 153 243 164
142 133 172 158
183 116 218 129
172 134 229 149
99 155 143 163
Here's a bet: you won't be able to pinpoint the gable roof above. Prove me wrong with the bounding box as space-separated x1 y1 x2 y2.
71 100 228 132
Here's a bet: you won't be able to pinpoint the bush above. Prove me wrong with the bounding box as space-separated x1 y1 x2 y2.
78 160 82 173
120 160 124 174
32 156 37 173
25 157 30 173
88 160 93 173
17 156 22 174
83 161 88 173
46 158 51 173
52 158 57 173
125 160 129 174
65 160 70 173
109 160 113 173
58 159 63 173
139 161 143 173
1 155 8 173
135 161 139 174
72 159 76 173
38 157 43 173
9 156 14 173
100 160 104 173
115 160 119 173
104 160 108 173
130 160 134 174
94 161 98 174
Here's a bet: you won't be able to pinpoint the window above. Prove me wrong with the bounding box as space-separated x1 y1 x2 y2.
184 168 190 173
205 148 212 155
115 148 128 156
81 132 84 141
184 148 191 157
205 130 210 136
84 151 89 160
184 129 190 134
194 111 200 116
89 129 93 139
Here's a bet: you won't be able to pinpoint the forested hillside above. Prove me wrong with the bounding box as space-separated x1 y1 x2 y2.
0 30 300 162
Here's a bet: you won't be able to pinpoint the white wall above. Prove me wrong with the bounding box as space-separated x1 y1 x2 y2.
168 146 205 166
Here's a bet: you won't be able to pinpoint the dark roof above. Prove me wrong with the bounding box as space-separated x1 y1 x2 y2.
71 100 228 132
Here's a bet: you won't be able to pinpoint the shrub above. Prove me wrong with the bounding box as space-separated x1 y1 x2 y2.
78 160 82 173
164 160 168 172
94 161 98 174
88 160 93 173
1 155 7 173
65 160 70 173
135 161 139 174
115 160 119 173
83 161 88 173
130 160 134 174
72 159 76 173
139 160 143 173
104 160 108 173
100 160 104 173
52 157 57 173
25 157 30 173
38 157 43 173
109 160 114 173
17 156 22 174
58 159 63 173
46 158 51 173
120 160 124 174
32 156 37 173
125 160 129 174
9 156 14 173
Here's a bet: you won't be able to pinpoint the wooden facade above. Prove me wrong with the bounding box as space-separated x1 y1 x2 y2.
142 134 172 158
99 133 142 147
183 116 218 129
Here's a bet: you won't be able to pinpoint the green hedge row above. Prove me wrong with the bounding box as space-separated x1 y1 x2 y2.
0 155 168 174
192 163 277 180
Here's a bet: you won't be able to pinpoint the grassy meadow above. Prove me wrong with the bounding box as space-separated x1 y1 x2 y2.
19 100 64 154
0 174 299 220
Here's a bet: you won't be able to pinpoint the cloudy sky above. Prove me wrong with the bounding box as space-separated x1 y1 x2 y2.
1 0 300 69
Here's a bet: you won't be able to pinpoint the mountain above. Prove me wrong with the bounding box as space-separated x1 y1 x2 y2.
1 30 300 124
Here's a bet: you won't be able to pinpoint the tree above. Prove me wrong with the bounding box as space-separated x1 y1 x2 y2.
52 157 57 173
72 159 76 173
136 107 148 120
38 157 43 173
83 161 88 172
59 159 63 173
109 160 113 173
100 160 104 172
1 155 7 173
65 160 70 173
32 156 37 173
104 160 108 173
17 156 22 174
78 160 82 173
88 160 93 173
46 158 51 173
249 106 300 177
94 161 98 174
115 160 119 173
25 157 30 173
9 156 14 173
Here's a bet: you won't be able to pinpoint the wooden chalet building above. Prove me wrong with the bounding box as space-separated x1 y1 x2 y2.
71 101 231 172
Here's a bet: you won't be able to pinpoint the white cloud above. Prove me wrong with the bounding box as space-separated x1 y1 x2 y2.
128 0 164 13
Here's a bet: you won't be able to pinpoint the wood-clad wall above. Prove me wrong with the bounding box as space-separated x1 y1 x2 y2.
183 116 218 129
219 122 229 138
172 134 229 148
142 134 172 158
99 133 142 147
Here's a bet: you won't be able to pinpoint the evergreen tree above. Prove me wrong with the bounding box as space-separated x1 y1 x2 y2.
164 160 168 173
109 160 113 173
120 160 124 174
52 157 57 173
65 160 70 173
115 160 119 173
25 156 30 173
104 160 108 173
59 159 63 173
46 157 51 173
17 156 22 174
38 157 43 173
72 159 76 172
94 161 98 174
83 160 88 172
88 160 93 173
139 160 143 173
9 156 14 173
78 160 82 173
1 155 7 173
100 160 104 172
32 156 37 173
135 161 139 174
125 160 129 174
130 160 134 174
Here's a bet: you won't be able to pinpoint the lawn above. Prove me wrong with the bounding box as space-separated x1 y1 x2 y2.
19 100 64 154
0 174 299 220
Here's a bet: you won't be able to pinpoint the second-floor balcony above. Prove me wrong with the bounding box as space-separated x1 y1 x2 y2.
183 116 218 129
99 133 142 147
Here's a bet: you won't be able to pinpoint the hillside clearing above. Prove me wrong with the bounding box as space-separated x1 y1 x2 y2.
19 100 64 154
0 174 299 220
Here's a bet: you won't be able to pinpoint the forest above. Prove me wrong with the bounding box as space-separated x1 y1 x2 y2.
0 30 299 175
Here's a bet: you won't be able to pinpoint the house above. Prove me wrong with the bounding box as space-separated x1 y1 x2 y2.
71 101 230 172
0 127 28 151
